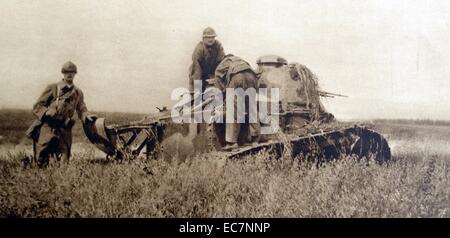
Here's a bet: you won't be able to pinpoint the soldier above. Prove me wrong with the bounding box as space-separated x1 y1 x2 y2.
26 61 96 168
189 27 225 92
214 54 260 151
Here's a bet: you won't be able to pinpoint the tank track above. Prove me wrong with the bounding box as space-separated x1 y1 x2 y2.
226 123 391 162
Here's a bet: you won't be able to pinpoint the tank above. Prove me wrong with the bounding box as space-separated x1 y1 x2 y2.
83 57 391 162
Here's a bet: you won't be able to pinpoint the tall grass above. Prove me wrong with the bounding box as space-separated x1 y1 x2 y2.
1 142 449 217
1 110 449 217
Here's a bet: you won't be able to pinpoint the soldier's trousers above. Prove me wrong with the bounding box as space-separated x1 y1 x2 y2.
33 123 72 168
225 71 260 143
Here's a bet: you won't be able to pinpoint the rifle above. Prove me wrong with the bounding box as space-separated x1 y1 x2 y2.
318 91 348 98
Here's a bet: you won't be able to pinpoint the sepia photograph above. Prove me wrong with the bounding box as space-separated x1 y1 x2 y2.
1 0 450 224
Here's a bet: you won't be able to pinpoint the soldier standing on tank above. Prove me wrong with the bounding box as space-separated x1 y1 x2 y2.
26 61 96 168
214 54 260 151
189 27 225 93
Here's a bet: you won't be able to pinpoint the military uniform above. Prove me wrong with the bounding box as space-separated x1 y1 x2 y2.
26 62 90 167
214 55 260 145
188 27 225 92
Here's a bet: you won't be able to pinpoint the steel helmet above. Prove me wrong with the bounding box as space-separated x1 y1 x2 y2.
61 61 77 73
202 27 217 37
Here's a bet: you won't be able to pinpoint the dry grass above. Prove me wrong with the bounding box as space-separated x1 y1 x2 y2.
1 109 450 217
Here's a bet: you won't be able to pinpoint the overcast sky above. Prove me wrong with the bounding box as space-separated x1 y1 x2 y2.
1 0 449 120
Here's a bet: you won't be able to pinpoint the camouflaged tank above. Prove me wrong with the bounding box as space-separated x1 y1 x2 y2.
83 55 391 162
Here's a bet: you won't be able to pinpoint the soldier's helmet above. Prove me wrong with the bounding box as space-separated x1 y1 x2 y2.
202 27 217 37
61 61 77 74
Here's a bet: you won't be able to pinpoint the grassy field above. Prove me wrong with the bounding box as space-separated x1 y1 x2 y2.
0 109 449 217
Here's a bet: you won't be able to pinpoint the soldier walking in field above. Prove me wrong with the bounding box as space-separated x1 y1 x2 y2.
214 54 260 151
26 61 96 168
189 27 225 92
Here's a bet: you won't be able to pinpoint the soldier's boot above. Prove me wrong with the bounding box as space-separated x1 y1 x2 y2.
250 135 260 146
59 144 71 165
223 142 239 151
35 144 51 168
242 136 260 147
21 142 37 168
225 123 240 151
244 122 261 146
36 155 49 168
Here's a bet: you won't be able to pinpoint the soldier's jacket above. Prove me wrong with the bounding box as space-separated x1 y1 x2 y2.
214 56 259 143
189 40 225 90
214 55 255 92
26 80 88 140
